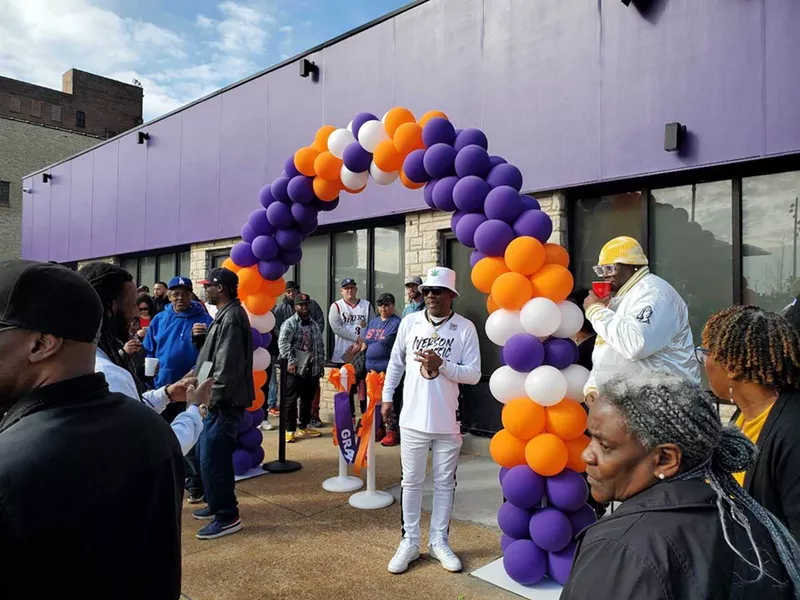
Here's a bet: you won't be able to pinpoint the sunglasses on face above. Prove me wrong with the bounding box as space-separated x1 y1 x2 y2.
138 306 150 312
423 287 444 297
592 264 619 278
694 346 709 365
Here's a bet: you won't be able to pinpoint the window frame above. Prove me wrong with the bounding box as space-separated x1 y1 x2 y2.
118 246 190 287
76 110 86 128
0 181 10 207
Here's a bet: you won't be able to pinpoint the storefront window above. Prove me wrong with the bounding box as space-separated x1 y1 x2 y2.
742 171 800 313
373 225 405 311
158 253 176 282
179 251 191 278
120 257 138 284
333 230 368 298
140 256 156 290
299 235 331 341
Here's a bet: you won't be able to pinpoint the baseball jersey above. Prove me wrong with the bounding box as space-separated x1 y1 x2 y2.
329 298 373 363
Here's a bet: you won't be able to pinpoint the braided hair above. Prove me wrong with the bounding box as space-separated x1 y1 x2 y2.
703 306 800 390
78 262 145 395
601 374 800 597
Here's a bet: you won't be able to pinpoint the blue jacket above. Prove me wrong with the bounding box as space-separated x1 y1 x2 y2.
364 314 401 373
144 301 213 388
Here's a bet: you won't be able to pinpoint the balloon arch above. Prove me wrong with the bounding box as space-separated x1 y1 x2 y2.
223 108 595 587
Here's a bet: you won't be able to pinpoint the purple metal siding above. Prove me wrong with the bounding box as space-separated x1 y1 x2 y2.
21 178 33 259
90 141 119 258
766 0 800 155
48 163 71 260
68 153 93 261
30 176 50 261
116 136 147 254
144 117 182 249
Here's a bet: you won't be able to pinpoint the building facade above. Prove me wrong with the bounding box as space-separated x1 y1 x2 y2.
28 0 800 433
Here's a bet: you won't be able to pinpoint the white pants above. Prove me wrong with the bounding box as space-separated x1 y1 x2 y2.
399 427 462 547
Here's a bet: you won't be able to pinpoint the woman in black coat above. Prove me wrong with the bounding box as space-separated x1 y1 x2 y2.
562 374 800 600
700 306 800 541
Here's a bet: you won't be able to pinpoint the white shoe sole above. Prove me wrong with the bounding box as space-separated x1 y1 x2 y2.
196 522 243 540
429 549 462 572
187 497 205 505
192 512 215 521
388 549 421 574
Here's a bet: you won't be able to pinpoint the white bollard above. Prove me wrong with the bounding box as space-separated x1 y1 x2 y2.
322 366 363 493
349 403 394 510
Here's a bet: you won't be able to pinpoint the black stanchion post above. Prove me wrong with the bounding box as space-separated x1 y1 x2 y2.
264 357 302 473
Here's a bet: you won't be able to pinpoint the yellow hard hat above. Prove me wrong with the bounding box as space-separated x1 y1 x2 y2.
598 236 648 267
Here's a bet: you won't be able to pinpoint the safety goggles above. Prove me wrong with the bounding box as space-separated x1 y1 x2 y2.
592 264 619 278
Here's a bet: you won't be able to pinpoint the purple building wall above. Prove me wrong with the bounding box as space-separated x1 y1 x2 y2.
21 0 800 262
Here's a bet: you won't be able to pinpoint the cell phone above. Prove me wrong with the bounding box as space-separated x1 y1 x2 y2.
197 361 213 385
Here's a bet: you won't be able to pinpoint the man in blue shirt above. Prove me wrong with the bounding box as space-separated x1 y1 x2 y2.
364 293 402 446
402 276 425 317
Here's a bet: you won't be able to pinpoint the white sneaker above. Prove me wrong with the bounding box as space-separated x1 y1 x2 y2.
429 541 462 572
258 420 274 431
388 540 421 574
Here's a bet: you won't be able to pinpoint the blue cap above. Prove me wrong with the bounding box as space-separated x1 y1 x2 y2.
340 278 357 288
168 276 192 290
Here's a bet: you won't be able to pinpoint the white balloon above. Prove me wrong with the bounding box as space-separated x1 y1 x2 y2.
525 365 568 407
520 297 562 338
253 347 271 371
358 120 389 152
340 165 368 190
346 120 353 133
485 309 525 346
247 308 275 334
369 162 399 185
563 364 591 402
552 301 584 339
381 110 390 123
489 366 529 404
328 128 356 159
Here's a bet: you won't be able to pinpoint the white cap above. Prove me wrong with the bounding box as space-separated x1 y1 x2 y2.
420 266 459 297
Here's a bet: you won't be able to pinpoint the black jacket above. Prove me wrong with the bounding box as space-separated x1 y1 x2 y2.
196 298 254 409
562 480 793 600
743 390 800 541
0 374 183 600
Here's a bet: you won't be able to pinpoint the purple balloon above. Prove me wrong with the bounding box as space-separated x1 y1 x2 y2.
287 175 315 205
271 176 291 203
487 163 524 191
499 466 510 484
567 504 597 536
546 469 590 513
251 446 265 468
422 179 438 209
403 149 430 184
233 448 252 476
529 507 573 552
241 223 257 244
250 327 262 349
238 410 253 434
342 142 373 173
423 143 457 179
298 218 318 235
474 219 515 257
454 213 487 248
501 465 546 509
489 155 507 167
470 249 487 269
484 186 525 224
259 184 277 209
248 209 275 237
266 201 294 229
258 259 286 281
422 117 457 147
238 427 263 452
453 176 490 213
431 176 459 212
455 144 491 178
522 196 541 211
503 334 545 373
250 407 265 425
351 112 378 138
451 211 466 233
275 228 302 251
455 128 489 151
315 196 339 212
544 338 579 370
231 242 258 268
501 534 518 552
498 502 532 539
547 542 577 586
251 235 279 261
284 155 301 179
261 332 272 348
503 540 547 586
280 247 303 266
291 202 318 225
513 209 553 243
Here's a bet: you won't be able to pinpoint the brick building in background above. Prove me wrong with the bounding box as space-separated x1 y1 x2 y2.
0 69 143 260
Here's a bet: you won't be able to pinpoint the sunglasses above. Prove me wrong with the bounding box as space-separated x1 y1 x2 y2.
423 287 445 296
592 264 618 278
138 306 150 312
694 346 709 365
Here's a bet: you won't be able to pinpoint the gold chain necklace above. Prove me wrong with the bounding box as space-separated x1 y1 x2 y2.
425 310 454 340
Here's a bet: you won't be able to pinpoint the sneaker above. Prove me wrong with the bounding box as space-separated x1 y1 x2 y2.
268 407 280 417
192 507 214 520
286 431 296 444
388 540 421 574
196 518 242 540
187 492 205 504
296 427 322 439
310 418 325 428
375 426 386 443
429 541 462 572
258 420 274 431
381 430 399 447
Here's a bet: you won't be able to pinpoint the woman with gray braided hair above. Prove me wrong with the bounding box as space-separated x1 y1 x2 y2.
561 374 800 600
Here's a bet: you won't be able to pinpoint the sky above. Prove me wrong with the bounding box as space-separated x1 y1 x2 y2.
0 0 410 121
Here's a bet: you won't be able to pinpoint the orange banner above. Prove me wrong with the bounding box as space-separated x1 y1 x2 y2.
353 371 385 474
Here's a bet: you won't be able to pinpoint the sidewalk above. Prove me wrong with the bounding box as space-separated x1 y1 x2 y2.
179 427 516 600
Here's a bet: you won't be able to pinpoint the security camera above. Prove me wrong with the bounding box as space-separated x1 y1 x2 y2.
22 188 33 194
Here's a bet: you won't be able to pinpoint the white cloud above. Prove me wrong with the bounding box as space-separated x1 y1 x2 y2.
212 1 276 56
196 14 214 29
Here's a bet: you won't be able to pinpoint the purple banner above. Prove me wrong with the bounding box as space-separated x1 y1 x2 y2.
334 391 359 464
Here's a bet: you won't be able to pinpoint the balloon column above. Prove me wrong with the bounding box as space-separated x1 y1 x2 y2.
224 107 593 584
234 407 266 476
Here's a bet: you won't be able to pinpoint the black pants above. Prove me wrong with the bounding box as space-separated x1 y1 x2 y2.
348 381 367 419
286 373 317 432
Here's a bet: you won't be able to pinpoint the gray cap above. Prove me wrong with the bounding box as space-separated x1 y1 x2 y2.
405 275 423 286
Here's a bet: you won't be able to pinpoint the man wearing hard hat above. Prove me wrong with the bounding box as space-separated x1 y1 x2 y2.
582 236 700 403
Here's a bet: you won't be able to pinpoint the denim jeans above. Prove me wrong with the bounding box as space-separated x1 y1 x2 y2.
195 407 243 522
267 363 278 409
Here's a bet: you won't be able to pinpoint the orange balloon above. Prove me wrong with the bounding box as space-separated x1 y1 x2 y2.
502 398 546 441
313 176 341 202
393 122 425 155
564 434 590 473
418 110 448 127
489 429 528 469
312 125 337 152
471 257 509 294
544 243 570 268
237 266 263 296
262 276 285 297
253 370 267 388
294 146 319 177
373 139 403 172
248 388 266 412
314 151 343 181
530 264 574 303
487 295 499 314
491 271 533 311
526 433 569 476
545 399 588 441
504 236 546 276
399 168 424 190
245 292 276 315
222 258 241 273
384 107 416 138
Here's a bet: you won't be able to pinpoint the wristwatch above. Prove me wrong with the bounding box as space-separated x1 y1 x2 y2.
196 404 209 418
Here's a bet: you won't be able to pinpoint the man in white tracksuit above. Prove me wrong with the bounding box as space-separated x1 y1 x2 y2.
382 267 481 574
583 236 700 403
